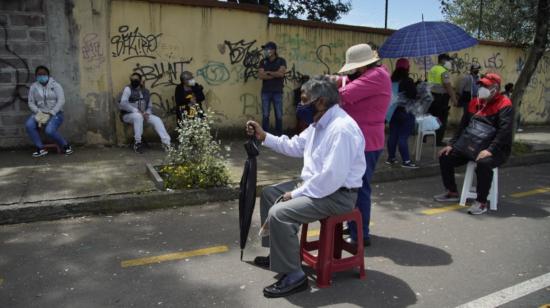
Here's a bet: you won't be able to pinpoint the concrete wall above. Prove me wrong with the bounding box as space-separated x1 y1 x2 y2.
1 0 549 148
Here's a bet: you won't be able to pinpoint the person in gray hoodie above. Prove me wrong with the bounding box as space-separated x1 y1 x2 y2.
119 72 171 153
25 65 73 157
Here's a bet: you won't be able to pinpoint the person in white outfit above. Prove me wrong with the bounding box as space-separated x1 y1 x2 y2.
119 73 171 153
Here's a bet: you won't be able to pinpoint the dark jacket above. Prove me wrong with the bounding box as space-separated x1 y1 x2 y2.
175 83 205 107
450 93 513 158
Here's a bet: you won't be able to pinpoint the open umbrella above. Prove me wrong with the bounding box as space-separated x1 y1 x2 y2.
239 135 259 260
379 21 477 77
379 21 477 58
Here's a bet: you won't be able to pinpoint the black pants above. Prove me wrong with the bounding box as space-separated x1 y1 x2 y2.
428 93 450 145
439 150 506 203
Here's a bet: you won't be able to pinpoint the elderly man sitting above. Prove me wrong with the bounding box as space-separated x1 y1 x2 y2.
246 75 366 298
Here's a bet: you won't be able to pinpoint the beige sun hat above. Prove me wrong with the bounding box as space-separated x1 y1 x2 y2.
338 43 380 74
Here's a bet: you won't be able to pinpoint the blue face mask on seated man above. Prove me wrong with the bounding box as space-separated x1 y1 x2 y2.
296 98 319 125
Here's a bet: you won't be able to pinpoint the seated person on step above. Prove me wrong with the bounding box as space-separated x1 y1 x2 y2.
119 72 171 153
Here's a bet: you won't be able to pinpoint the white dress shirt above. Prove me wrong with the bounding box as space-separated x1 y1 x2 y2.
263 104 366 199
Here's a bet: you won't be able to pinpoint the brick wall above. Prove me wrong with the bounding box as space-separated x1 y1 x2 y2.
0 0 49 147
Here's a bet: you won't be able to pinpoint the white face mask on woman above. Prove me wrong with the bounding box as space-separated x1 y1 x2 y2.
443 61 452 70
478 86 493 99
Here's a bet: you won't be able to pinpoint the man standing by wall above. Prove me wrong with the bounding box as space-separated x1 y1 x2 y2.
428 54 458 146
258 41 287 136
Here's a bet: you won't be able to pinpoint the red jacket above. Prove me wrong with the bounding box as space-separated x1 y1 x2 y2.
450 93 514 158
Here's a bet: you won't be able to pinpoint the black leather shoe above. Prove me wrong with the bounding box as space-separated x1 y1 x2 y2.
345 237 371 247
253 255 270 268
263 275 308 298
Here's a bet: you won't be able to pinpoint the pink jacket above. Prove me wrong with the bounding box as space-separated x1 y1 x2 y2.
339 65 392 152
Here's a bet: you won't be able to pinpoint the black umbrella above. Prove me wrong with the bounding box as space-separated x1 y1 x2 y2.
239 135 259 260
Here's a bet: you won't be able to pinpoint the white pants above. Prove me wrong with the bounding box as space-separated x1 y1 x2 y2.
122 112 171 145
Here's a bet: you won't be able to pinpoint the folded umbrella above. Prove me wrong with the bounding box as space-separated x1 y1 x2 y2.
239 135 260 260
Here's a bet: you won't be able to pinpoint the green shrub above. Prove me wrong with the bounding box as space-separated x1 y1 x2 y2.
161 111 229 189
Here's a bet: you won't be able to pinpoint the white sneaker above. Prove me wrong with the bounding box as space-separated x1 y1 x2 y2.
32 148 48 157
468 201 488 215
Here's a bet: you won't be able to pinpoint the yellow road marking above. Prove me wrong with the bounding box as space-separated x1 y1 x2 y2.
510 187 550 198
121 245 228 268
422 204 464 215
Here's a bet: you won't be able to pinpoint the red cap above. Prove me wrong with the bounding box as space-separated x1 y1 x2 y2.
479 73 501 86
395 58 410 70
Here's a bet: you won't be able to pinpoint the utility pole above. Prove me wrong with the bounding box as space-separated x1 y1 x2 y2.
385 0 389 29
478 0 483 38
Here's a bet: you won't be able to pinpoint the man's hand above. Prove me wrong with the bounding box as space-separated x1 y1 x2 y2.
282 192 292 202
439 145 453 157
142 112 150 121
476 149 492 161
246 120 266 142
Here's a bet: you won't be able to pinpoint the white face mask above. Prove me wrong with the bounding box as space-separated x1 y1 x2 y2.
478 86 492 99
443 61 452 70
187 79 196 86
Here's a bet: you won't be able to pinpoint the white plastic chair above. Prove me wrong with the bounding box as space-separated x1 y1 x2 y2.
414 115 437 161
459 161 498 210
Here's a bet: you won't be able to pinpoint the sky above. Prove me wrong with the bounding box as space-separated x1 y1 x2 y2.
337 0 445 29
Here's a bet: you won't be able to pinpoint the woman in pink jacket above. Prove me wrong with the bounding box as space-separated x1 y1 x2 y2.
337 44 392 246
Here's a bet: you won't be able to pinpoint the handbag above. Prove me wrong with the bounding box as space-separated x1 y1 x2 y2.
453 117 496 160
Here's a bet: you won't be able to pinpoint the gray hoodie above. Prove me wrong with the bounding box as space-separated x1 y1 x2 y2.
28 77 65 115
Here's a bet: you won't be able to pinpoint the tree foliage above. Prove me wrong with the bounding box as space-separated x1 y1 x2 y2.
440 0 543 45
232 0 352 22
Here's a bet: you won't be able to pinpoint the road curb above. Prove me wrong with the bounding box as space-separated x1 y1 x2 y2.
1 151 549 225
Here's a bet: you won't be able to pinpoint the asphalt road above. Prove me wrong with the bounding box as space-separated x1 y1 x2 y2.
1 163 549 308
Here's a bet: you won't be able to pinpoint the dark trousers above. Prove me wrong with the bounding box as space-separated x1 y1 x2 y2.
428 93 450 145
387 108 415 162
439 150 506 203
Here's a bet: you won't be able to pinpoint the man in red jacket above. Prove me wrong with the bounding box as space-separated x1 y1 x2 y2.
434 73 513 215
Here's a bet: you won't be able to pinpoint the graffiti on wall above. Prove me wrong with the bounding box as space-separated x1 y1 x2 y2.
82 33 105 66
0 23 30 110
111 25 162 61
219 39 262 82
133 59 193 88
196 61 230 85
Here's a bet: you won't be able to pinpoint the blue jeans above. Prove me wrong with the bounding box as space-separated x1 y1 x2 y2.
348 149 382 241
261 91 283 136
387 108 415 162
25 112 68 149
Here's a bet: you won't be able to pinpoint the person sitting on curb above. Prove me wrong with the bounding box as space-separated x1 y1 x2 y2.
25 65 73 157
247 76 365 298
119 72 171 154
434 73 513 215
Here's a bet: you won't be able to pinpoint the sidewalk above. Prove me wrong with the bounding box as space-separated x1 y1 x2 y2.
1 127 550 224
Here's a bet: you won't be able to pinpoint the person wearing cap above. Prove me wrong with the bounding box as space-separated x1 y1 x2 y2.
174 71 206 123
428 53 458 146
246 76 365 297
385 58 419 169
258 41 287 136
434 73 513 215
336 43 392 247
457 63 481 116
119 72 171 153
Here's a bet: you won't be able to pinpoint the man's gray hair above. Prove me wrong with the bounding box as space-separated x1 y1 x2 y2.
301 75 340 107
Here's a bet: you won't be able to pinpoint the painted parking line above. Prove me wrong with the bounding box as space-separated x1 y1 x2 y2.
510 187 550 198
121 245 229 268
455 272 550 308
423 186 550 215
422 204 464 215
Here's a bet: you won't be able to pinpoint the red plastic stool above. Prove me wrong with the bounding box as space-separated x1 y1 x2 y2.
300 208 365 288
43 143 62 154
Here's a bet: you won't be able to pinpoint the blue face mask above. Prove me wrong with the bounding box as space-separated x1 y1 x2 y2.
36 75 49 84
296 98 318 125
